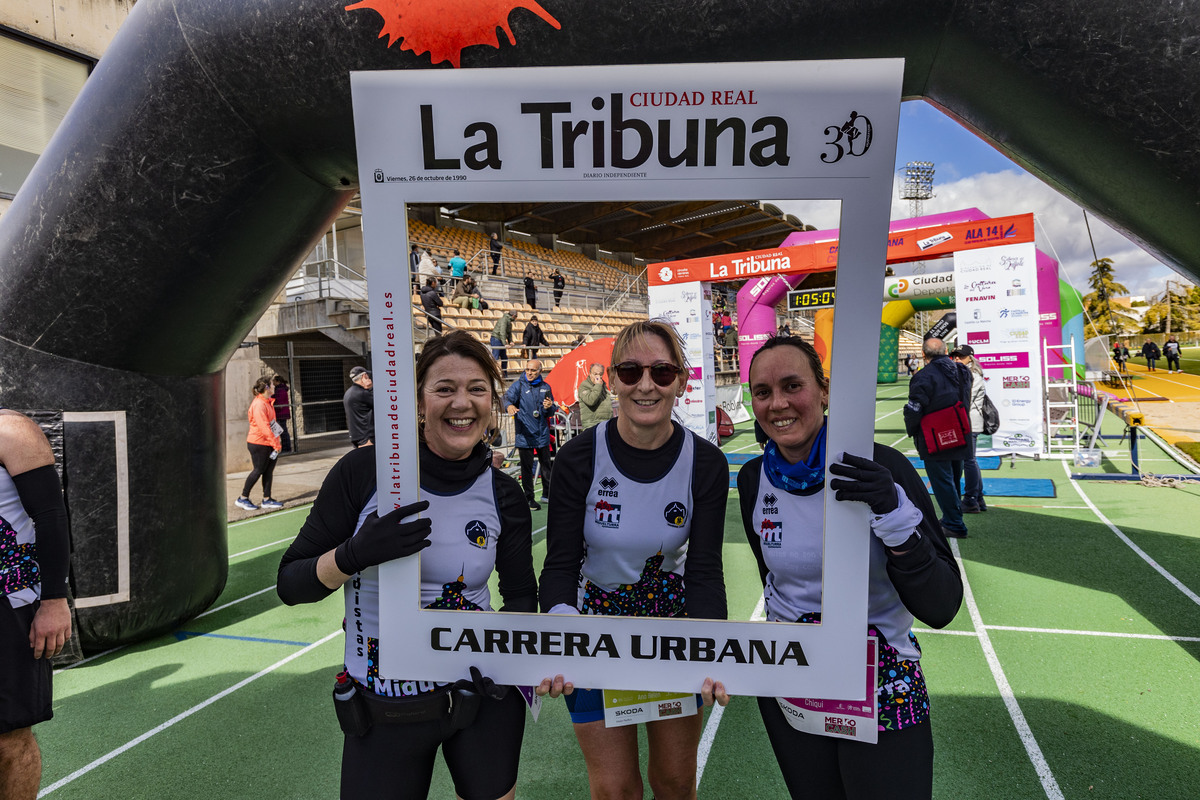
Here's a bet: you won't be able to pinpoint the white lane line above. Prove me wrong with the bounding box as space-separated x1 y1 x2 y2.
39 630 342 797
951 539 1064 800
875 406 904 422
696 596 765 787
916 625 1200 643
984 625 1200 643
228 505 310 528
196 586 278 619
1061 461 1200 607
229 537 293 559
55 583 286 674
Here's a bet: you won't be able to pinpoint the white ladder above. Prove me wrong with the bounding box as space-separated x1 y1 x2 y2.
1043 336 1080 456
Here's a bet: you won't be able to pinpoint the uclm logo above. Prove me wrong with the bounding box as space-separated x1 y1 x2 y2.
346 0 561 67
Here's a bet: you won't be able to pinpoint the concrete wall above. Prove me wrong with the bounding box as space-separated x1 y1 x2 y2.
1 0 135 59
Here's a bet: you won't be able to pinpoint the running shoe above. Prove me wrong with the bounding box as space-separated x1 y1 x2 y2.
260 499 284 510
234 497 259 511
528 499 541 511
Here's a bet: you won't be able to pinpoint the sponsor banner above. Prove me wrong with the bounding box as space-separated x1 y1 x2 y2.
886 213 1034 264
716 384 752 424
651 244 832 287
954 242 1043 454
978 352 1030 370
649 283 716 442
777 638 878 743
883 270 954 301
353 60 902 699
603 689 698 727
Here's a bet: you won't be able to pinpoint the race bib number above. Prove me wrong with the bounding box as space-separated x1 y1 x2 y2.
602 689 697 728
776 638 879 743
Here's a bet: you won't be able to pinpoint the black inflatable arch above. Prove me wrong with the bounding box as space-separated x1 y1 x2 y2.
2 0 1196 648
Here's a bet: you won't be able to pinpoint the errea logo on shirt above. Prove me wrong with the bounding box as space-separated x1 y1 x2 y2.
598 476 619 497
762 492 779 515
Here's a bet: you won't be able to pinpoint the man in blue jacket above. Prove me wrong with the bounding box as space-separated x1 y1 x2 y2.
504 359 557 510
904 338 973 538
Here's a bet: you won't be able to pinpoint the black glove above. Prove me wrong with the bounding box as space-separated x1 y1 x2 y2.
334 499 432 575
454 665 509 700
827 453 898 515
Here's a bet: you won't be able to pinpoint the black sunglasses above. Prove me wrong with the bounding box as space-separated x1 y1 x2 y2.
613 361 684 387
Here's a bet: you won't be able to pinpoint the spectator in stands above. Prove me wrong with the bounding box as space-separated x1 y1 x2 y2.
271 375 292 453
721 312 733 335
490 232 503 275
491 309 519 377
550 268 565 308
418 249 440 285
524 272 538 310
577 363 612 429
420 277 444 336
522 315 549 360
448 248 468 293
568 333 586 349
452 276 480 309
409 243 421 292
504 360 557 510
777 323 791 338
1165 335 1182 373
1140 339 1161 371
722 324 738 370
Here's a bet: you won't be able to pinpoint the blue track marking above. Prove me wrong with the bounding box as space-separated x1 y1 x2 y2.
173 631 312 647
919 477 1057 498
910 455 1002 470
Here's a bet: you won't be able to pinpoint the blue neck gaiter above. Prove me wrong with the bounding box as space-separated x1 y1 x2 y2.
763 418 827 492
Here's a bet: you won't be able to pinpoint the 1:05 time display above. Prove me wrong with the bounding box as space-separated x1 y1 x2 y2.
787 288 836 309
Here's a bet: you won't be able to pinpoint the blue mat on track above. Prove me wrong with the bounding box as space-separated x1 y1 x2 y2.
920 477 1056 498
910 456 1002 470
726 453 758 465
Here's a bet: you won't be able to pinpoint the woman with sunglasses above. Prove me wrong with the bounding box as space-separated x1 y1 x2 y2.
538 319 729 800
738 336 962 800
277 331 537 800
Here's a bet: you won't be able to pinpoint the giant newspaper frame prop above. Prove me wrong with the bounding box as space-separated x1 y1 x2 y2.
353 61 901 700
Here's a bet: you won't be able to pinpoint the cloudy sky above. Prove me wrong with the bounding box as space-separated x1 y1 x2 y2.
778 101 1189 301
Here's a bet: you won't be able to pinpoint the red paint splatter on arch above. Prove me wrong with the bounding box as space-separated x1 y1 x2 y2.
346 0 561 68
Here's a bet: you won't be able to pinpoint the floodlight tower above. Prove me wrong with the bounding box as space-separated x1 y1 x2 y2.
900 160 936 219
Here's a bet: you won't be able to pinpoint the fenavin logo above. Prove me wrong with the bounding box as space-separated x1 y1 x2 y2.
346 0 561 68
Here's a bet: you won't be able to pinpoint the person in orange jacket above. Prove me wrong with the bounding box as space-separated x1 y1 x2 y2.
236 377 283 511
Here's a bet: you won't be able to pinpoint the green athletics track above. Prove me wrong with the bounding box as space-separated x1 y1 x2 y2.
34 383 1200 799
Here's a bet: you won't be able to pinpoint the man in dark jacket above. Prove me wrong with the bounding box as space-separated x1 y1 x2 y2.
523 272 538 309
343 366 374 448
503 360 557 510
904 338 972 538
521 315 549 360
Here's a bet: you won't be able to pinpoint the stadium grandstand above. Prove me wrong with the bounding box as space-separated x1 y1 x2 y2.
248 197 816 462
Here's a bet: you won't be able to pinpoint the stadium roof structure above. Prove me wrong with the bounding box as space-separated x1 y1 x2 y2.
423 201 816 263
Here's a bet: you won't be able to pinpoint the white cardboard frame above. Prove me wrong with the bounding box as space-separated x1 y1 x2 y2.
352 60 901 700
